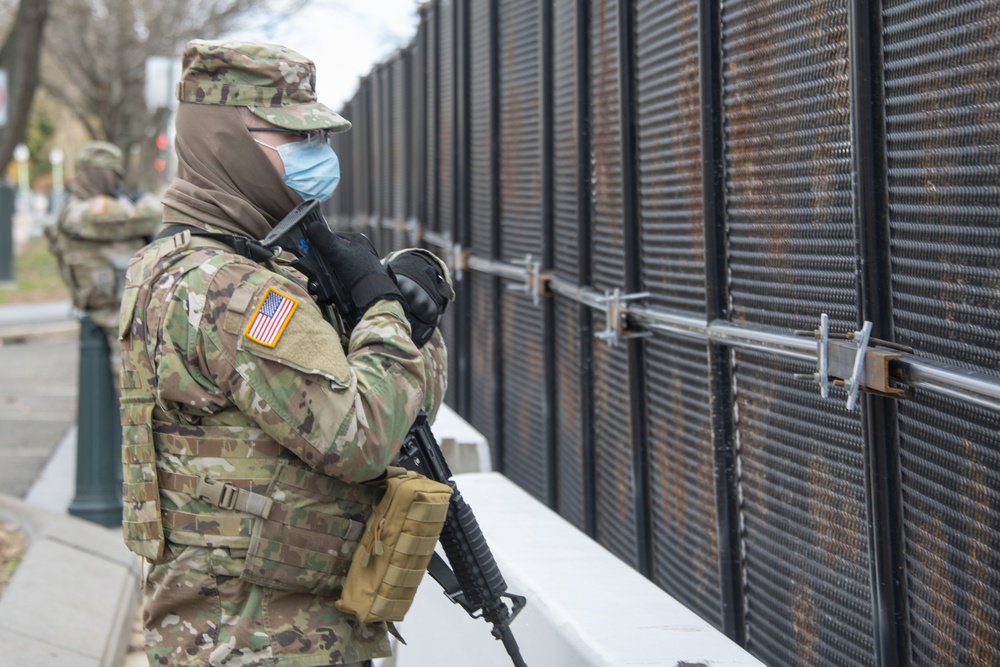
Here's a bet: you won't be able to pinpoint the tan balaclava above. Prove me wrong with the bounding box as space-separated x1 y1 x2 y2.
160 39 351 240
70 141 125 199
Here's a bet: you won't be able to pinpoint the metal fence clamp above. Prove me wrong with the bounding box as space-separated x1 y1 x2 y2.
594 289 653 348
404 217 422 247
796 314 915 409
505 254 548 306
450 242 468 282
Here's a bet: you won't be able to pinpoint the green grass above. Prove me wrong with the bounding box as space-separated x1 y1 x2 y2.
0 521 26 599
0 237 71 305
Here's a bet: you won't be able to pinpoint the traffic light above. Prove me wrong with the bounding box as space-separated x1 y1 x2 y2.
154 134 169 173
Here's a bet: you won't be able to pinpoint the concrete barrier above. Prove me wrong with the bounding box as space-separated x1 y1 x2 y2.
429 404 492 474
388 473 765 667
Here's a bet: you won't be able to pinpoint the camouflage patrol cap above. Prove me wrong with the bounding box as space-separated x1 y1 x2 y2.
77 141 124 174
176 39 351 132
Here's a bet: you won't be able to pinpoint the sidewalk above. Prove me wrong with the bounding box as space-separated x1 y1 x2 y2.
0 300 78 344
0 301 139 667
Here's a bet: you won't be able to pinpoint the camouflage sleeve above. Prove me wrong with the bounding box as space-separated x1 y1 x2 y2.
416 328 448 424
129 194 164 238
160 258 426 483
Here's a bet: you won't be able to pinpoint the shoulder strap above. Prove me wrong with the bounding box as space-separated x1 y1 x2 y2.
157 224 277 264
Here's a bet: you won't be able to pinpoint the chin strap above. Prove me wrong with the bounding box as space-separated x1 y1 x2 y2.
156 224 277 263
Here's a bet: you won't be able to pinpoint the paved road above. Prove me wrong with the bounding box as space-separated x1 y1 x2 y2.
0 337 78 498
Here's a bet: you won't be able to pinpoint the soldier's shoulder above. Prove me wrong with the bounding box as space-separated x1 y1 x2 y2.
130 194 164 232
76 195 134 223
60 195 139 240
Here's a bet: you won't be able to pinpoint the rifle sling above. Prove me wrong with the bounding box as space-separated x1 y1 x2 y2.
157 224 276 263
427 552 475 613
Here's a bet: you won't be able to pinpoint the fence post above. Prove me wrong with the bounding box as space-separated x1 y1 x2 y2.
0 181 14 286
699 0 747 647
68 314 122 527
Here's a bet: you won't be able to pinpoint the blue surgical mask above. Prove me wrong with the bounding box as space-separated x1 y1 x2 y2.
256 134 341 202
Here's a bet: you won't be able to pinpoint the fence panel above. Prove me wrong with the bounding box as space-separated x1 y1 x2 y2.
327 2 1000 665
497 0 549 501
635 0 722 629
326 99 353 222
719 1 876 665
882 1 1000 663
551 0 590 532
436 0 460 406
411 18 427 231
588 0 640 570
374 62 392 250
391 54 410 249
465 0 502 461
351 83 372 228
424 4 440 237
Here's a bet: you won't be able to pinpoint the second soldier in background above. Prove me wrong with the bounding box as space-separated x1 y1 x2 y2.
46 141 161 389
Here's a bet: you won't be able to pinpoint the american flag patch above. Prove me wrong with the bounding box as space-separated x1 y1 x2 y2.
244 287 298 347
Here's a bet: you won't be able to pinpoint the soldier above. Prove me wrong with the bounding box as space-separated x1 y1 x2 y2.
45 141 161 387
118 40 452 667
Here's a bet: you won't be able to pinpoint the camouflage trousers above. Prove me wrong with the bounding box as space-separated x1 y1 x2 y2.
142 546 391 666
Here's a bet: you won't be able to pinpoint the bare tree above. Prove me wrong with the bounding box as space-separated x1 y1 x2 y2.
0 0 50 173
41 0 309 183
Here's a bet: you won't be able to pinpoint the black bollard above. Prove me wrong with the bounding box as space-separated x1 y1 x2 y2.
0 182 14 285
68 314 123 526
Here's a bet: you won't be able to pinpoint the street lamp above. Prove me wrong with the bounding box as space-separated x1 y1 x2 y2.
49 148 65 214
13 143 29 208
50 148 64 194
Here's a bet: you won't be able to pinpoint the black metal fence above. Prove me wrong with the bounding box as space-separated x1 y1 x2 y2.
324 1 1000 665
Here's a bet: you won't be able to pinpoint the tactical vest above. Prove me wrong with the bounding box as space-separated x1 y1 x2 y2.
48 195 159 315
120 232 384 596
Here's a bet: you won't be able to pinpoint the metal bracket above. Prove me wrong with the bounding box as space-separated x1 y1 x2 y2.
843 321 873 410
505 254 547 306
594 289 652 348
404 217 422 247
450 242 467 282
796 314 914 409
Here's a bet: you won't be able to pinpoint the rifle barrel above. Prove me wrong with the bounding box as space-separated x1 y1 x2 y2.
498 627 527 667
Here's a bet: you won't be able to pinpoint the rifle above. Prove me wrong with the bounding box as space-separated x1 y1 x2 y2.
261 199 359 324
263 199 528 666
397 414 527 667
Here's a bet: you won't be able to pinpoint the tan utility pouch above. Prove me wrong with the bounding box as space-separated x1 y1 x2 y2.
335 468 452 623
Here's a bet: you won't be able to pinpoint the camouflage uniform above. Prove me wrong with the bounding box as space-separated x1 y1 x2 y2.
46 142 161 385
120 40 449 667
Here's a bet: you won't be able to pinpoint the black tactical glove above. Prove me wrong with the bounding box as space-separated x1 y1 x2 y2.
304 218 405 328
386 249 455 347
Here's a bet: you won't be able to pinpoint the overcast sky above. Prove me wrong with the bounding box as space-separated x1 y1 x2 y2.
224 0 423 111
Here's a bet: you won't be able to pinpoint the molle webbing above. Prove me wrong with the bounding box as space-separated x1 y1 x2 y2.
152 421 288 458
154 421 285 547
159 470 369 541
158 459 384 549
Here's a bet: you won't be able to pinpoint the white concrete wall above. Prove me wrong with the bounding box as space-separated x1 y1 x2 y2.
385 472 765 667
429 404 493 475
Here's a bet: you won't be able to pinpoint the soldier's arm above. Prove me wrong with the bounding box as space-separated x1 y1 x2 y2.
166 260 427 483
416 328 448 424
